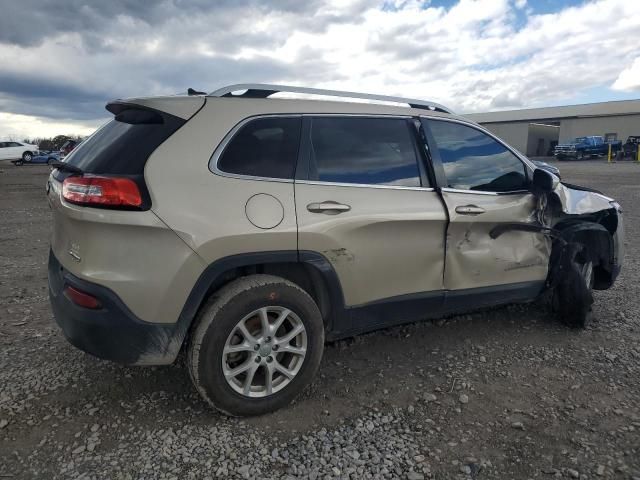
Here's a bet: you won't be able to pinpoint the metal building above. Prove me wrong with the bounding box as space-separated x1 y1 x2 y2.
465 99 640 157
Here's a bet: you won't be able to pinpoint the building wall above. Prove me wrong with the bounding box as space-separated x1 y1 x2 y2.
478 114 640 157
481 122 530 154
526 124 559 157
559 114 640 143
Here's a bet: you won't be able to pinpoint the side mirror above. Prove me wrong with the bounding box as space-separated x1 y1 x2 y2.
531 168 559 194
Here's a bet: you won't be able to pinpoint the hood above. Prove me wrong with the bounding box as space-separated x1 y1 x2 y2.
553 182 614 215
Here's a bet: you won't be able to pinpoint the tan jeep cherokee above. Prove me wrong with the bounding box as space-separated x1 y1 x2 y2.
47 84 624 416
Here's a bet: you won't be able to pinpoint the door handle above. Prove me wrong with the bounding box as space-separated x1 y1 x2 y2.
307 201 351 215
455 205 486 215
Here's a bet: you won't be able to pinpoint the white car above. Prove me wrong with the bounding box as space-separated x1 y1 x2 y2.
0 141 38 163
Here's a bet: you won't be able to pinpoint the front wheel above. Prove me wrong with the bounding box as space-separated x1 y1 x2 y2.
188 274 324 416
22 151 33 162
553 244 594 328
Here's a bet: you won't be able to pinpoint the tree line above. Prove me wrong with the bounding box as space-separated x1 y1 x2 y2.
17 134 84 151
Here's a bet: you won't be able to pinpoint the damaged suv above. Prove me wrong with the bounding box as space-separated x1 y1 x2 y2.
47 84 624 416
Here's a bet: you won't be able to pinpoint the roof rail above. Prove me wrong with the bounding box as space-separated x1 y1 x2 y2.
208 83 453 114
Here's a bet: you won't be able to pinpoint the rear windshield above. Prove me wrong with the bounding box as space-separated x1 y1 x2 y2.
61 107 185 175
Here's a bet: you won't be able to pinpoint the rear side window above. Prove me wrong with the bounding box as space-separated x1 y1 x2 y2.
217 117 302 179
61 107 185 175
426 120 527 192
309 117 422 187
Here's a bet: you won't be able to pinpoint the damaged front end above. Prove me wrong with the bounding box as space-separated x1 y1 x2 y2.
492 169 624 327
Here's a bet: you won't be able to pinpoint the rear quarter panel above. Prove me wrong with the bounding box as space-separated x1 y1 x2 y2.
47 175 206 324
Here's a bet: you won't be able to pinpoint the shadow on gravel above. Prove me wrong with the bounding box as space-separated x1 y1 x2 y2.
51 301 579 431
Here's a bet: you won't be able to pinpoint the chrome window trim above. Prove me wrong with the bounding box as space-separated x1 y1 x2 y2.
208 114 301 184
297 179 435 192
209 113 433 191
441 187 530 196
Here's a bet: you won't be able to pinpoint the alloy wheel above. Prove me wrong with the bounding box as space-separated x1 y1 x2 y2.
222 306 307 398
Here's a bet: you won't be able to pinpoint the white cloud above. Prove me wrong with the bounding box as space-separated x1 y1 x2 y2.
612 56 640 92
0 112 100 140
0 0 639 139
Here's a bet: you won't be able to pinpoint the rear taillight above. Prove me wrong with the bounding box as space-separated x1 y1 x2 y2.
62 175 142 208
63 285 102 309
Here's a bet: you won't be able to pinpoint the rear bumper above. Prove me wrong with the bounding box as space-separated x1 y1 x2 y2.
48 251 185 365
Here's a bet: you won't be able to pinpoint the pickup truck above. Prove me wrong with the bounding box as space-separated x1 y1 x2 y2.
554 135 622 160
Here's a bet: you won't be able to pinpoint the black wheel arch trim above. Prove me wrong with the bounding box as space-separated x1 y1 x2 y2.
178 250 349 339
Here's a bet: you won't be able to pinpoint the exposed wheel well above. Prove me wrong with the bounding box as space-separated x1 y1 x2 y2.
554 220 615 289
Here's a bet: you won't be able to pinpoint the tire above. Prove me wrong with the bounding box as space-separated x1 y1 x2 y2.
14 160 24 166
578 151 585 160
47 158 54 165
553 244 594 329
188 274 324 416
22 151 33 162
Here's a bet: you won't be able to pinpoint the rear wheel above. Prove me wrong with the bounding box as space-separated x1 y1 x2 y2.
188 274 324 416
14 159 24 166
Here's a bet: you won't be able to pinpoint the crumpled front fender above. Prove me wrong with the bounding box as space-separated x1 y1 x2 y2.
552 182 614 215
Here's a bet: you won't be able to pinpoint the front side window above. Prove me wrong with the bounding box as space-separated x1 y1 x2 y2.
426 120 527 192
217 116 302 179
309 117 422 187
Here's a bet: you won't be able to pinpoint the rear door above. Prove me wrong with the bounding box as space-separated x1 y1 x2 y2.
0 143 7 159
295 116 448 330
421 118 550 304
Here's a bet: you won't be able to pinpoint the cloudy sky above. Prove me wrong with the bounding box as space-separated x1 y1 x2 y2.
0 0 639 139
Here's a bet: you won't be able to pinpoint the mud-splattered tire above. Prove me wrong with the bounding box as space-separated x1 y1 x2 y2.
188 274 324 416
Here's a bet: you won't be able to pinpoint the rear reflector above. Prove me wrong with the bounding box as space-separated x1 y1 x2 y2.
63 286 102 309
62 175 142 208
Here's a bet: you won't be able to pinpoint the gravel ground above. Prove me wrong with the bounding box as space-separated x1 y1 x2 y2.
0 159 638 480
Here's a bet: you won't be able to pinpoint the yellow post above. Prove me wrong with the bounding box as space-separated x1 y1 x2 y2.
607 143 612 163
637 146 640 163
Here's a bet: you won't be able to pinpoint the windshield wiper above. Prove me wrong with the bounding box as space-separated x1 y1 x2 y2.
51 161 84 175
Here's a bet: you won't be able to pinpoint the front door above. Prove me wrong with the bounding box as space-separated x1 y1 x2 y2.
422 118 550 306
295 116 448 330
6 142 21 159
